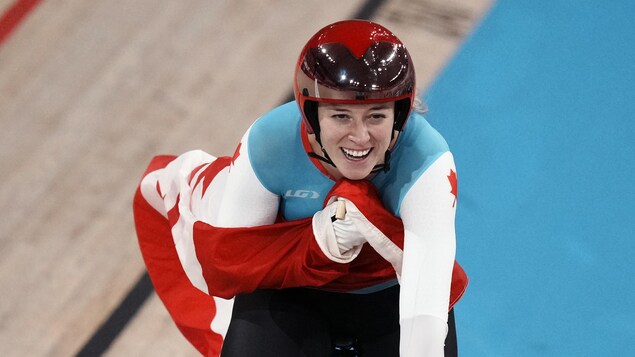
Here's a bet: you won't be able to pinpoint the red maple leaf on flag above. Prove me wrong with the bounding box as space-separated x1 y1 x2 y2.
448 169 458 207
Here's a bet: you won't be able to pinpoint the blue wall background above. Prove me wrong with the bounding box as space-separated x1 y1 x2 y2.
423 1 635 355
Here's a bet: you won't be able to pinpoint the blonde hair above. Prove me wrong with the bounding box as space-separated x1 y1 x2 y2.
412 90 428 115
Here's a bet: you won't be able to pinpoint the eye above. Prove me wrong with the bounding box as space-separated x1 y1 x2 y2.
368 113 387 121
331 113 350 120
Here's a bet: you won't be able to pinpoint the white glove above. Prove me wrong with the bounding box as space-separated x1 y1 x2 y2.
312 197 366 263
331 198 367 253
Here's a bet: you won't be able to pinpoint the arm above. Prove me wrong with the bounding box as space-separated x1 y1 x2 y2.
137 140 397 298
210 130 280 228
136 150 356 297
134 150 359 356
398 151 458 357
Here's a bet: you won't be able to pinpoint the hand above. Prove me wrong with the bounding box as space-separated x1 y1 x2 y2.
312 197 366 262
329 198 367 254
331 195 404 277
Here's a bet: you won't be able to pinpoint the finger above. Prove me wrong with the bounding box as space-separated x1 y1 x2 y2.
335 197 347 220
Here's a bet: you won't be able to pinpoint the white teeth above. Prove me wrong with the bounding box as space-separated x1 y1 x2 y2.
342 148 371 157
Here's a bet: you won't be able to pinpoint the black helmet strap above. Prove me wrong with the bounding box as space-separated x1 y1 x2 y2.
308 147 337 168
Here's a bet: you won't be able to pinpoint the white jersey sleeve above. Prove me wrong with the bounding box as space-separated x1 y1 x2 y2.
203 126 280 228
398 151 457 356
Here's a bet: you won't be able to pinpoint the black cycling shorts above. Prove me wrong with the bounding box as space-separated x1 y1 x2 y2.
220 285 457 356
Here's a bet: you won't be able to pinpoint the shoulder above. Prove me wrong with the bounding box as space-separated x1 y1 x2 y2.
244 101 305 193
392 112 450 175
399 112 449 155
373 112 453 215
247 102 302 164
248 101 302 144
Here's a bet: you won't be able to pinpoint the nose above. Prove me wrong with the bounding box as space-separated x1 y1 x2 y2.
347 120 370 144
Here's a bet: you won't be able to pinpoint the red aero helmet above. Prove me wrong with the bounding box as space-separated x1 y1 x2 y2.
294 20 416 138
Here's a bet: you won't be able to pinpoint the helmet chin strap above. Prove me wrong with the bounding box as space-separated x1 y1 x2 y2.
308 146 337 168
372 129 397 173
370 149 391 174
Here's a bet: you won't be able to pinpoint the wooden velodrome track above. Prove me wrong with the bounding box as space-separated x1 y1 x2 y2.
0 0 492 355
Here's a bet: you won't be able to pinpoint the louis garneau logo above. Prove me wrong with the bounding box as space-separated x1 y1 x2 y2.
284 189 320 199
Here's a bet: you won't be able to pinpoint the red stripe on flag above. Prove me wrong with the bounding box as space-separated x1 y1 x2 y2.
0 0 43 45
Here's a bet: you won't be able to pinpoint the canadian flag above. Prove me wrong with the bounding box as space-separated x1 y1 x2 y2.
133 153 468 356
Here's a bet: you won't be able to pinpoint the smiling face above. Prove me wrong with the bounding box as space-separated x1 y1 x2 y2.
309 102 397 180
